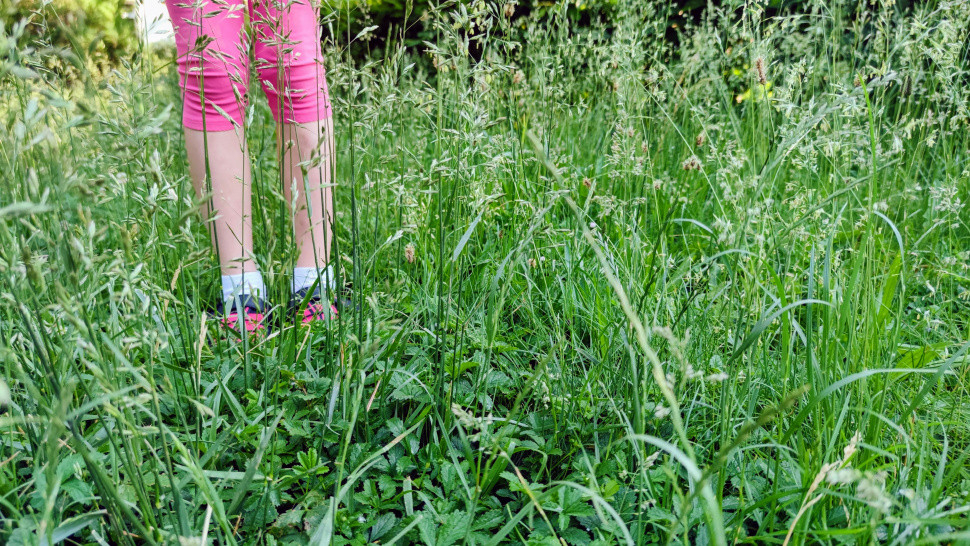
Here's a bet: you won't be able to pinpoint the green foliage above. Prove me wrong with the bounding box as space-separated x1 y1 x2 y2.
1 0 136 66
2 0 970 544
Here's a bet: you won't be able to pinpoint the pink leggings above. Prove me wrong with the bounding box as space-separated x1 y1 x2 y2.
165 0 331 131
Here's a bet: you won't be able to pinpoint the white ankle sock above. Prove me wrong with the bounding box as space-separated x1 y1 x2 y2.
292 264 335 294
221 271 266 306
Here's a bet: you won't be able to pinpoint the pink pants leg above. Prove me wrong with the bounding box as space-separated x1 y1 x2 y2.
165 0 332 131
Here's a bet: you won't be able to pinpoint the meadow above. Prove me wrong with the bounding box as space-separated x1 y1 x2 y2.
1 0 969 544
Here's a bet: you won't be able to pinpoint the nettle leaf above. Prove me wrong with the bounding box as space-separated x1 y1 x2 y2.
525 533 559 545
645 506 676 523
377 473 398 497
599 478 621 500
384 444 404 468
420 477 445 502
560 527 592 545
416 511 437 545
485 370 513 389
304 503 330 535
385 417 407 437
560 487 594 518
56 454 84 481
354 479 378 505
513 439 543 455
451 378 474 400
438 510 472 546
372 454 391 473
473 391 495 411
303 375 333 397
243 495 283 529
283 417 312 439
385 417 422 455
440 462 465 494
331 533 367 546
273 506 305 529
61 479 94 504
502 471 541 494
472 508 505 530
406 433 422 456
394 455 417 475
322 422 343 444
368 512 396 541
7 517 37 546
390 378 429 403
346 442 371 470
519 425 546 446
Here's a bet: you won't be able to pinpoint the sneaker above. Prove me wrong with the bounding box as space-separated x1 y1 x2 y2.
291 286 338 325
218 294 270 334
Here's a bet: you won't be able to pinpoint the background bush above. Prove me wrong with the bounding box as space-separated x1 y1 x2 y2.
2 0 695 67
1 0 135 65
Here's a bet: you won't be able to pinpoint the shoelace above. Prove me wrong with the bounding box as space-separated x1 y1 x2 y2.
301 300 338 325
223 307 267 333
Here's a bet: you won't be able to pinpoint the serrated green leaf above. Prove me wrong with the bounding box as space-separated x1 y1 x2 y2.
437 510 471 546
368 512 396 541
273 507 305 529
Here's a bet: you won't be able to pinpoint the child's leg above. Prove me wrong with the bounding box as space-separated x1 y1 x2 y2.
183 129 258 278
251 0 335 294
166 0 265 302
280 117 335 274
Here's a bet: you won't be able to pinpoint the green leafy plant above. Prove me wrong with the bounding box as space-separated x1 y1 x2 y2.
2 0 969 544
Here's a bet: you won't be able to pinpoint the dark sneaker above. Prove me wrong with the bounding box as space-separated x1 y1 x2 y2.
218 294 270 334
291 286 338 325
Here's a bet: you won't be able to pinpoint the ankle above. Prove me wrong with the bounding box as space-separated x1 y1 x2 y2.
222 271 266 306
292 264 335 295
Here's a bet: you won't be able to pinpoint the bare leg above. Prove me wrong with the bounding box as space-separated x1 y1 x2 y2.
184 127 257 275
279 116 335 270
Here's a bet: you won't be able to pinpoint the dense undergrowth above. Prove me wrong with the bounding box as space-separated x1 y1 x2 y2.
1 0 969 544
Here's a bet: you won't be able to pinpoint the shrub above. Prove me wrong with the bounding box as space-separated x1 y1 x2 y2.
1 0 136 65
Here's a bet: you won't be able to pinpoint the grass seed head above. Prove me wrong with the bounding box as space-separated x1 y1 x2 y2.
682 155 702 171
755 56 767 86
503 2 515 19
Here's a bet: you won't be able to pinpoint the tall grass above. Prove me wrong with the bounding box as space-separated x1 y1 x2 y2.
1 0 969 544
